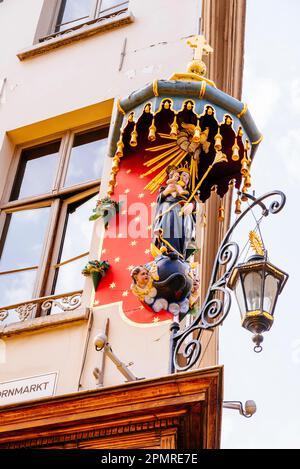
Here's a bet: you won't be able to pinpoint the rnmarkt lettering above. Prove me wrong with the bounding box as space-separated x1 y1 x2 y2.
0 381 49 399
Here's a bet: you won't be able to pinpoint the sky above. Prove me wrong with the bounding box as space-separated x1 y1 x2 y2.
220 0 300 449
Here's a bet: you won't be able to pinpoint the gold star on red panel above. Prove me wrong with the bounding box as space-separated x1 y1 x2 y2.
130 240 137 246
124 188 130 194
145 249 150 254
138 193 145 199
114 257 121 263
127 265 134 271
122 290 129 297
109 282 116 289
153 316 160 323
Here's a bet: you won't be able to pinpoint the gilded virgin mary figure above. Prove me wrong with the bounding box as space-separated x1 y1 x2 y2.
153 165 196 260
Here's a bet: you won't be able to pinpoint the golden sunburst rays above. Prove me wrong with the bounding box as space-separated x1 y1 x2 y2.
143 148 188 193
156 133 178 140
145 141 176 152
142 132 188 194
142 149 183 178
143 144 179 168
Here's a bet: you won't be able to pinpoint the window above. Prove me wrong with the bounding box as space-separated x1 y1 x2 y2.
55 0 95 32
37 0 129 41
0 125 108 322
55 0 129 32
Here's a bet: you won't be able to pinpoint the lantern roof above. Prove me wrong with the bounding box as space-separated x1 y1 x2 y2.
228 257 289 294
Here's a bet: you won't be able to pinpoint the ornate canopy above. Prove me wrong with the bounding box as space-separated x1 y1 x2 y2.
107 36 262 211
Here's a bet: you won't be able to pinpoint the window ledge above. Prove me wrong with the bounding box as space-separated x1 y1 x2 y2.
17 10 134 61
0 308 91 338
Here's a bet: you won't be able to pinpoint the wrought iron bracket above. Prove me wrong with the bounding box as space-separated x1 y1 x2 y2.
170 190 286 373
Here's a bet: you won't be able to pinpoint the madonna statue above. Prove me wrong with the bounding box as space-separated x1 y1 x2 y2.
152 165 196 260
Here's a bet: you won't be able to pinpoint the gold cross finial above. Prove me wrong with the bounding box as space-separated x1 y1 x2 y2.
169 35 215 85
186 35 213 77
187 35 213 61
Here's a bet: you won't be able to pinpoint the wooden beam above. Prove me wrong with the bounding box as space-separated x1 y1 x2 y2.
0 366 223 449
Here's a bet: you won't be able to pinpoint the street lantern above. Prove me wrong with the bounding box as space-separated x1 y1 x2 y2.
171 191 288 372
227 254 288 352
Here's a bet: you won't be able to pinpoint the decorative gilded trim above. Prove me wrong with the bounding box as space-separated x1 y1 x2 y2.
153 79 159 97
116 99 126 115
251 135 264 145
237 103 248 118
245 310 274 321
199 81 206 99
168 72 216 87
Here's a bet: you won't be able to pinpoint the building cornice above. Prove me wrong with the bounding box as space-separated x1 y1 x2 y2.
0 366 223 449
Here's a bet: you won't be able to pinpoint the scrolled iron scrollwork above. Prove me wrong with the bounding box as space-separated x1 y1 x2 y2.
268 196 286 214
173 331 202 373
0 291 82 326
201 288 231 328
171 190 286 373
16 303 37 322
41 293 82 314
0 310 9 322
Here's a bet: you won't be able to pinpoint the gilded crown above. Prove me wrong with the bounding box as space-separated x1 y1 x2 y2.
176 161 191 174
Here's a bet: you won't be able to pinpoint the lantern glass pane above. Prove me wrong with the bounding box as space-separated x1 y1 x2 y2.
243 271 263 312
263 273 280 315
233 276 247 317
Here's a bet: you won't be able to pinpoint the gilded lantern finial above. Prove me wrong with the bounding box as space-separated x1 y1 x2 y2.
249 231 265 256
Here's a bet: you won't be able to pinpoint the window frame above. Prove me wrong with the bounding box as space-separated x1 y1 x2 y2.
0 199 56 301
54 0 97 33
35 0 129 43
44 187 99 303
0 121 108 313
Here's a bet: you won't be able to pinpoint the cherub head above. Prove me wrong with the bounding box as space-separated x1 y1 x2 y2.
131 266 150 288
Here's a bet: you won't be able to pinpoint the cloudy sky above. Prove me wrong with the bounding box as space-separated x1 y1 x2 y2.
220 0 300 449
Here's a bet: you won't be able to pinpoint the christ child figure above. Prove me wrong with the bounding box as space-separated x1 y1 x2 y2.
166 169 189 197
